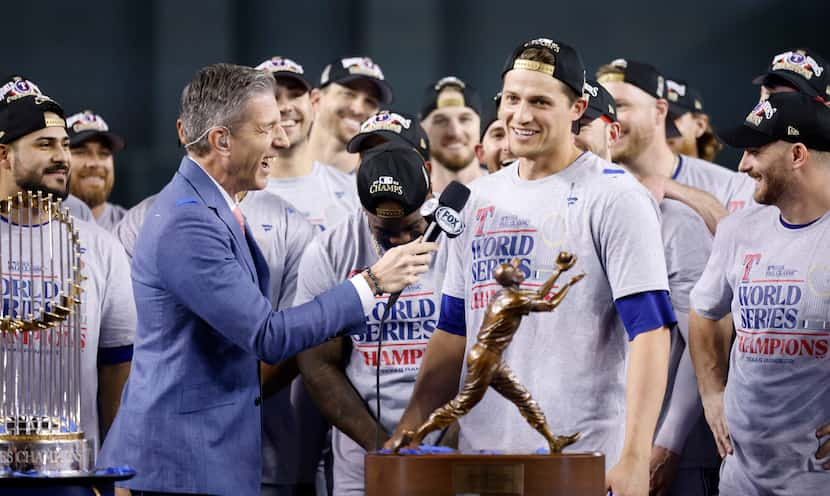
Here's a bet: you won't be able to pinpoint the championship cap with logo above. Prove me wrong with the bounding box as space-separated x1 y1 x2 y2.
481 92 503 139
752 48 829 102
581 79 617 123
256 56 312 92
0 76 66 145
66 110 125 152
502 37 585 97
719 92 830 151
347 110 430 160
666 79 704 117
597 59 681 137
356 142 431 219
420 76 482 120
319 56 393 104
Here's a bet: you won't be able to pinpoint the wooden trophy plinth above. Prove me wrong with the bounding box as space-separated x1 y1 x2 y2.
365 451 605 496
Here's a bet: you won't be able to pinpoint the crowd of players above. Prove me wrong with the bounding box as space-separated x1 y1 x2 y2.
0 37 828 496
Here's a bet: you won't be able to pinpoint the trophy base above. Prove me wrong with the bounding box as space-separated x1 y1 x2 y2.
0 434 95 477
366 451 605 496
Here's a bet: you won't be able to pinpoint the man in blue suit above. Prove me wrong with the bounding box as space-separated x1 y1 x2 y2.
99 63 436 496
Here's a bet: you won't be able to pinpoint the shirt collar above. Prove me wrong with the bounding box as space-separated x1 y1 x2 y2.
186 156 237 211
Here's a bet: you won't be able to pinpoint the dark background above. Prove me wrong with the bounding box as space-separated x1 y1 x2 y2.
2 0 827 208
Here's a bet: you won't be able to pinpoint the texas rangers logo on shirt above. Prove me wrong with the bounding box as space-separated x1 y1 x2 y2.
771 50 824 79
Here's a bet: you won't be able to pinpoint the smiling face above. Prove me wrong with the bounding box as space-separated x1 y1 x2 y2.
479 119 514 172
315 81 381 146
601 80 659 165
275 77 314 150
422 88 481 171
3 116 72 200
69 138 114 208
228 91 288 191
366 201 428 250
738 140 794 205
499 69 584 161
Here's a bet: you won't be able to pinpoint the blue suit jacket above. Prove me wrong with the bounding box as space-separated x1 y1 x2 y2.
99 157 366 495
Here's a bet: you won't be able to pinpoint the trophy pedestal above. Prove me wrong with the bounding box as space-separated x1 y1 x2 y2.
365 451 605 496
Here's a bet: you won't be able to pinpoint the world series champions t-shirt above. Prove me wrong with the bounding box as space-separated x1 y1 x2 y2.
0 215 136 446
674 155 756 213
691 205 830 495
441 154 669 468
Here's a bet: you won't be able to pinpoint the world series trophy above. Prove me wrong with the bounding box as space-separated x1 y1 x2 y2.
366 253 606 496
0 192 93 477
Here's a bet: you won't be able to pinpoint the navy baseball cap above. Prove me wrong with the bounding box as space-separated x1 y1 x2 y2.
420 76 482 120
666 79 705 116
67 110 125 152
320 56 393 104
357 142 431 218
502 37 585 97
348 110 430 161
752 48 829 102
256 56 312 92
582 79 617 123
597 59 681 138
0 76 66 145
720 92 830 152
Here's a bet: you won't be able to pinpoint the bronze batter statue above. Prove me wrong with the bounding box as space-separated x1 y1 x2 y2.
392 252 584 454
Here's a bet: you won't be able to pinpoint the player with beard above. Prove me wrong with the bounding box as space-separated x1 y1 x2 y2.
753 48 829 104
296 143 440 496
598 60 755 233
576 79 720 496
392 38 674 496
307 56 393 175
0 76 136 446
66 110 127 231
420 76 486 192
665 80 724 163
690 92 830 495
477 94 515 173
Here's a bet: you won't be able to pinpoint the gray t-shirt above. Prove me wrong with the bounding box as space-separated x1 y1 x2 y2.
653 199 719 469
65 194 94 221
443 154 669 468
266 162 359 232
674 155 755 213
237 189 320 486
0 216 136 446
113 195 157 259
95 202 127 232
691 205 830 495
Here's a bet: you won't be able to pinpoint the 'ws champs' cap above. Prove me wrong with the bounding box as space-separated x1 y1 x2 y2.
357 142 430 219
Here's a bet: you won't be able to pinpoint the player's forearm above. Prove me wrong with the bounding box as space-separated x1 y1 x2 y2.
621 327 670 461
98 361 131 440
653 346 704 453
664 180 727 234
260 358 299 399
395 330 465 433
689 311 732 398
297 342 386 451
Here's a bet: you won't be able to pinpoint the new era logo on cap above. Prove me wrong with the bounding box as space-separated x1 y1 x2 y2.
256 56 304 75
787 125 800 136
67 110 110 133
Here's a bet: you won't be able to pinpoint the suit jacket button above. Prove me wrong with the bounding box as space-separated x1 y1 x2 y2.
254 396 262 406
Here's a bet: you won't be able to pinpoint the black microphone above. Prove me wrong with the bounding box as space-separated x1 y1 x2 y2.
385 181 471 310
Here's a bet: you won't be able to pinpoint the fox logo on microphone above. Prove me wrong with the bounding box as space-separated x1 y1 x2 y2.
435 206 464 238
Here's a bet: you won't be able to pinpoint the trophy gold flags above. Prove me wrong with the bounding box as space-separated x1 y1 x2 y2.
0 191 92 476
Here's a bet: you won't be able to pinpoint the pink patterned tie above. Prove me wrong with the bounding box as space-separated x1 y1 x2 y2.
232 205 246 237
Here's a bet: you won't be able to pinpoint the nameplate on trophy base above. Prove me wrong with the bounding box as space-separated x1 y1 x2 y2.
365 451 605 496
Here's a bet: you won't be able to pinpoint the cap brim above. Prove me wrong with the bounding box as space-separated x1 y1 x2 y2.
273 72 312 92
347 130 406 154
665 117 682 139
719 124 777 149
752 71 818 97
668 102 692 119
335 75 394 105
69 130 125 152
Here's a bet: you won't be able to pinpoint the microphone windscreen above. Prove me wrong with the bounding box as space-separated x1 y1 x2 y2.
438 180 471 212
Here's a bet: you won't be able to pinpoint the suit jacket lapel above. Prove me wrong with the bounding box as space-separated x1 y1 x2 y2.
177 157 259 283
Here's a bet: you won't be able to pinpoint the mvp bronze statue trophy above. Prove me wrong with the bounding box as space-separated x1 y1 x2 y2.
366 253 606 496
